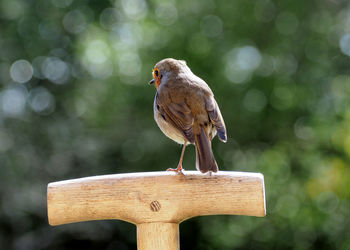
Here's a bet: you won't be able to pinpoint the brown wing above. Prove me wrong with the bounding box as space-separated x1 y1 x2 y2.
206 97 227 142
156 93 195 143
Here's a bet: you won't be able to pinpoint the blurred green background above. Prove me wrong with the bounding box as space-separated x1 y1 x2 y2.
1 0 350 249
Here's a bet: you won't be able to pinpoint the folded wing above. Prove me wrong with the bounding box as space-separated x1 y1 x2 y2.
206 97 227 143
155 93 195 143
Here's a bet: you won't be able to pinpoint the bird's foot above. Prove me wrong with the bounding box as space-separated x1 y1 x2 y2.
166 165 184 175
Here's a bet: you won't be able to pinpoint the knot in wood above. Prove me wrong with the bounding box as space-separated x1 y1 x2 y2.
150 200 161 212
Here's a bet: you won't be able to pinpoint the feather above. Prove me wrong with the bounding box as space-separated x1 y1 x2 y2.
195 126 218 173
206 97 227 143
155 92 195 143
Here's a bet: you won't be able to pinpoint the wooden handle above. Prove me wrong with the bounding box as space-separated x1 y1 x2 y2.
137 223 179 250
47 171 265 226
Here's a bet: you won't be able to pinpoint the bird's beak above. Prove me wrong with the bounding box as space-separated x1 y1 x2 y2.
149 78 155 85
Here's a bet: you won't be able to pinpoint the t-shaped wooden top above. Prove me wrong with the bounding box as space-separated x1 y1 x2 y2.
47 171 266 249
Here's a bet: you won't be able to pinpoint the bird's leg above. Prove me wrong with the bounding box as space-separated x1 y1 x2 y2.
167 142 187 173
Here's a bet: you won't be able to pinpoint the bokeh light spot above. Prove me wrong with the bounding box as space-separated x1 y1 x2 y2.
28 87 55 115
236 46 262 70
224 46 262 84
38 22 61 40
10 59 33 83
0 86 27 116
156 3 178 26
63 9 88 34
81 38 114 80
32 56 47 79
0 0 25 20
114 22 143 48
339 33 350 57
200 15 223 38
121 0 147 20
42 57 70 84
256 54 275 77
100 8 119 30
86 61 113 79
85 40 111 64
119 53 141 83
294 117 314 141
309 11 332 34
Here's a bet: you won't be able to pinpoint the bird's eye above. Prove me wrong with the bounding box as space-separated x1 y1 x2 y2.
154 69 159 77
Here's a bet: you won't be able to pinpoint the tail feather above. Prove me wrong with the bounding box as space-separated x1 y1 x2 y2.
195 126 218 173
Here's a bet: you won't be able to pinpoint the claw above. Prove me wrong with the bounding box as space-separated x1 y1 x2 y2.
166 165 184 174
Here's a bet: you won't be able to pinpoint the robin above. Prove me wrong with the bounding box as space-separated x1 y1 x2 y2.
149 58 227 173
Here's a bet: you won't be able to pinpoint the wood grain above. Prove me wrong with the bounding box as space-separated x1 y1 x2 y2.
137 223 179 250
47 171 266 226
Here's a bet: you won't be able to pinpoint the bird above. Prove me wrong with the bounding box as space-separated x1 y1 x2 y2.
149 58 227 173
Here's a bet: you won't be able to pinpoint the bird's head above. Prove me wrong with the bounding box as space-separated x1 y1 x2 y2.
149 58 188 89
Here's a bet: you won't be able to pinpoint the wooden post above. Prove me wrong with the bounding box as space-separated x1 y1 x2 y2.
47 171 266 249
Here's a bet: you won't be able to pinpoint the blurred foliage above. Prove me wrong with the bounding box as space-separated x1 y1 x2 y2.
1 0 350 249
